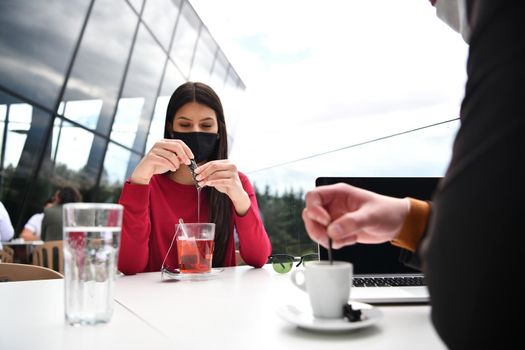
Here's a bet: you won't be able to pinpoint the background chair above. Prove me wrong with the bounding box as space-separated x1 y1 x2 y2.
0 262 63 282
0 248 14 263
32 240 63 274
2 245 14 258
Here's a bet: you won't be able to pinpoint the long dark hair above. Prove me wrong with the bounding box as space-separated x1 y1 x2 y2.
165 82 232 267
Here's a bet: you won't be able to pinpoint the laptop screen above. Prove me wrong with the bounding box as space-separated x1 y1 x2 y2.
316 177 440 274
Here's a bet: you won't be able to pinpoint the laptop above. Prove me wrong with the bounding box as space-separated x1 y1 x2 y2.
316 176 441 304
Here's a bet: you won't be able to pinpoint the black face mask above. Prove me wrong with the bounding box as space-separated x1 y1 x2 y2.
172 132 219 163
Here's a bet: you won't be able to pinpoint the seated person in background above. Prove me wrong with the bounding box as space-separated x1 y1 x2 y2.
118 82 271 275
19 198 55 241
0 201 15 250
41 186 82 241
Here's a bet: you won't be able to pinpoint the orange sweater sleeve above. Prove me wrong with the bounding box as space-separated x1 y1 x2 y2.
391 198 431 252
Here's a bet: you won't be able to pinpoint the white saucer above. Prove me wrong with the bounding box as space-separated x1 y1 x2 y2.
277 301 383 333
161 268 224 281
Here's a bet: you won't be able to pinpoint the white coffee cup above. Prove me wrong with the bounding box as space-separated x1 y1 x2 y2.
290 260 353 318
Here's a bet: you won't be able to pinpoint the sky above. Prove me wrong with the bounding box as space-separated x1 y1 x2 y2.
187 0 468 193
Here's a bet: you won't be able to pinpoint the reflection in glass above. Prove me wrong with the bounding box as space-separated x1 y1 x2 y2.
101 142 131 186
145 62 185 152
62 99 102 130
170 1 200 76
111 24 166 152
50 117 62 168
0 103 32 169
97 142 141 203
63 0 137 134
247 120 459 257
0 0 89 110
53 121 94 174
0 96 54 228
42 120 102 201
248 120 460 195
0 105 5 148
146 96 169 153
110 97 145 147
210 50 228 89
142 0 181 50
190 27 217 82
0 0 247 236
126 0 144 13
225 70 241 90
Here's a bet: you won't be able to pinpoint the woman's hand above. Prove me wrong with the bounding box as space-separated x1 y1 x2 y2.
302 183 410 249
130 139 194 185
194 160 250 215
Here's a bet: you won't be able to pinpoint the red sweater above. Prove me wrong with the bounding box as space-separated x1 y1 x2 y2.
117 172 271 275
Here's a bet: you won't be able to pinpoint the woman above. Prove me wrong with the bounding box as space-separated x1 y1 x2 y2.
118 82 271 275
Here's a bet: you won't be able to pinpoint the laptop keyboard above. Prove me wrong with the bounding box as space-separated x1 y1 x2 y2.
353 276 425 287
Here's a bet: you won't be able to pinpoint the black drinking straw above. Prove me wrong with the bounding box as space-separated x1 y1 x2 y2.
328 238 333 265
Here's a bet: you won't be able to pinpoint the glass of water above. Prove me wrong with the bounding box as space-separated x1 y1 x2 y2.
62 202 123 326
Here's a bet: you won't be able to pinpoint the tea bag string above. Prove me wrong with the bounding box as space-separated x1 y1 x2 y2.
161 224 180 270
178 218 190 239
328 238 333 265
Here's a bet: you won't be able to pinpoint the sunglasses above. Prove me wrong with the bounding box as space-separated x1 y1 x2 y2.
268 253 319 274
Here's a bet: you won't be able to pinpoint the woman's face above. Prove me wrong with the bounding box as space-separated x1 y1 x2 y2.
172 102 218 134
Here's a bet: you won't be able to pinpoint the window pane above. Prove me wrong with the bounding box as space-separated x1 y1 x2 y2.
246 119 460 194
63 99 102 130
225 69 241 90
170 2 200 76
53 122 94 177
1 103 32 170
145 62 185 152
97 143 141 202
190 27 217 81
0 0 90 110
0 91 54 226
101 142 131 186
111 25 166 151
210 50 228 89
110 97 144 147
52 121 98 188
127 0 143 13
247 120 459 256
0 91 53 180
142 0 181 50
62 0 137 134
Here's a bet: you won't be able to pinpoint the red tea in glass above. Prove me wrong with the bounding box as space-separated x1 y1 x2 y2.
177 238 214 273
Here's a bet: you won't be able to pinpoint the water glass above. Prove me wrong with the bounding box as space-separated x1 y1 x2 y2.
62 202 123 326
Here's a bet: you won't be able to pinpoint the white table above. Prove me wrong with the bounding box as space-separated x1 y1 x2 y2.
0 265 447 350
0 279 171 350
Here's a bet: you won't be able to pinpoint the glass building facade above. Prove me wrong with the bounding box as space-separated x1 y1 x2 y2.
0 0 245 233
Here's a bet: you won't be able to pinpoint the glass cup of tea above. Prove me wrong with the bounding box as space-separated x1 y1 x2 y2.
174 222 215 274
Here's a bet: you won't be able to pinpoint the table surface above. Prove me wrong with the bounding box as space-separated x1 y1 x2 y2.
2 239 44 245
0 265 447 350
